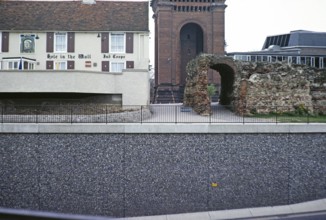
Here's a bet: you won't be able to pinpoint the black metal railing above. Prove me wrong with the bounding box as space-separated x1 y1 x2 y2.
0 104 325 124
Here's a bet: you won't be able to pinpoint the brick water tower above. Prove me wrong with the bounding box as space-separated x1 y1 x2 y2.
151 0 227 103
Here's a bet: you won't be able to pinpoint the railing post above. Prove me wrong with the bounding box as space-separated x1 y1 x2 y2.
175 105 177 124
242 103 245 124
276 106 278 124
307 112 310 124
106 105 108 124
141 105 143 124
36 106 38 124
70 105 73 124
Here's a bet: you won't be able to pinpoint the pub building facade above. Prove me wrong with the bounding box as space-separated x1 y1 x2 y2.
0 0 150 106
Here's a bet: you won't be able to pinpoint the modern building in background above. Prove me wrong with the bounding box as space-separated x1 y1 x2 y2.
229 30 326 69
0 0 150 105
151 0 227 103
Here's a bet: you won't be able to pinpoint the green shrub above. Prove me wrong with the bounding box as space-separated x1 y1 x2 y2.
207 84 217 100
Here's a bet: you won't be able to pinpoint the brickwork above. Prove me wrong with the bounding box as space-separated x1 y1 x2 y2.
152 0 227 88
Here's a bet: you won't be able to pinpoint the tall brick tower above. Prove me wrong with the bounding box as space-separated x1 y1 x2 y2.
151 0 227 103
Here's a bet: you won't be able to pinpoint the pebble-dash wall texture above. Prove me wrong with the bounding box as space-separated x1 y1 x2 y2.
0 134 325 217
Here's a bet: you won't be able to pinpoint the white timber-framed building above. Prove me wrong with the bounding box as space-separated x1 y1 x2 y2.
0 0 150 105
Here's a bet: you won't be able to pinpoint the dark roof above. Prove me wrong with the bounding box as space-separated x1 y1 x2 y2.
0 1 148 32
262 30 326 49
288 30 326 47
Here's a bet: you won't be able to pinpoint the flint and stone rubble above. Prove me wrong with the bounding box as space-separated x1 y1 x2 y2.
183 54 326 116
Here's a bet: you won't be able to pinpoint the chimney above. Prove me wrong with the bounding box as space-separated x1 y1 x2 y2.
82 0 96 4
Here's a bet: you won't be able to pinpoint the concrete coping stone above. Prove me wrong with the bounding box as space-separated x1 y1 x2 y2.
124 199 326 220
1 123 326 133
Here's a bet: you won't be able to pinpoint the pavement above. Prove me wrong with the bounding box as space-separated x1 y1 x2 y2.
146 103 279 124
122 199 326 220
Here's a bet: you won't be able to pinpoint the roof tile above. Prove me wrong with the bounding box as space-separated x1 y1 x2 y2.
0 1 149 32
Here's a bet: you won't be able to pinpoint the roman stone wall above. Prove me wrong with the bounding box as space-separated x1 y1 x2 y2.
234 62 326 115
183 54 326 116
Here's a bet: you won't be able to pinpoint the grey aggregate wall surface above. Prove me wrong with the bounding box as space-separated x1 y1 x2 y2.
0 133 325 218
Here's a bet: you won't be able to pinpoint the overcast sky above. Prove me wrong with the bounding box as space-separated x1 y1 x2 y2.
224 0 326 52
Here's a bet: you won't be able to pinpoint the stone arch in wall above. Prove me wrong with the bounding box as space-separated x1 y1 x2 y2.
210 61 237 105
183 54 238 115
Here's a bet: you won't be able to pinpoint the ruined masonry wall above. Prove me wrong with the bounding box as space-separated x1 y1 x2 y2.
234 62 326 115
184 54 326 116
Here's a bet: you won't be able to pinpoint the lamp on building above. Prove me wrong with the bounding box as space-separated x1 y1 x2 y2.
97 33 101 38
35 35 39 40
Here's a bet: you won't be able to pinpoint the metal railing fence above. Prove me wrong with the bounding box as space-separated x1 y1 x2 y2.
0 104 325 124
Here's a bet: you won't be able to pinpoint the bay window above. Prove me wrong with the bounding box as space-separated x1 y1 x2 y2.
2 57 36 70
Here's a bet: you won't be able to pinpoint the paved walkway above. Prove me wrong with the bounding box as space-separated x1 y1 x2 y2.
122 199 326 220
145 103 275 124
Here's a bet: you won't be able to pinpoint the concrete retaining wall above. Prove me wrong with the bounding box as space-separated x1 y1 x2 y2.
0 133 325 217
0 70 150 106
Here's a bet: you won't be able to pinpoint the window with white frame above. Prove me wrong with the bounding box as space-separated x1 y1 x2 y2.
8 61 20 70
110 33 125 53
54 61 67 70
111 62 125 72
320 57 324 69
54 33 67 53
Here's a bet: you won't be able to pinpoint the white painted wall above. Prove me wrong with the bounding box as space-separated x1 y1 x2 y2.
0 69 150 105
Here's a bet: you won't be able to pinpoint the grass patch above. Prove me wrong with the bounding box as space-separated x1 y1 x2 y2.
251 113 326 123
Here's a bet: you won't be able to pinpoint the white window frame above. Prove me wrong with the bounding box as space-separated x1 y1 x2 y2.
5 60 20 70
54 32 67 53
110 33 125 53
311 57 315 67
320 57 324 69
110 61 125 72
28 62 35 70
54 61 67 70
296 56 301 64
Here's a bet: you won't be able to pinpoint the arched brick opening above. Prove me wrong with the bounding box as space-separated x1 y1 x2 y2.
210 63 235 105
180 23 204 85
